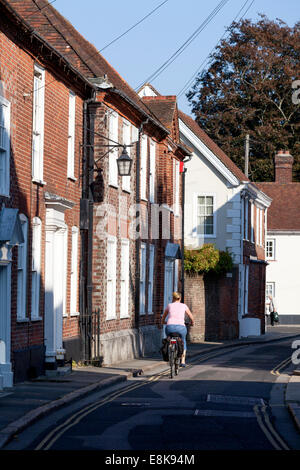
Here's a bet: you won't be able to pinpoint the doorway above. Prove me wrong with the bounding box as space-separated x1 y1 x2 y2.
0 264 13 388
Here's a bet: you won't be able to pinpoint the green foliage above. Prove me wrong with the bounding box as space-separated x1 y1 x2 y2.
184 244 233 275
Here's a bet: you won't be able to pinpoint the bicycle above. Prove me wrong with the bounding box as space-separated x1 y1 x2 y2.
168 334 182 379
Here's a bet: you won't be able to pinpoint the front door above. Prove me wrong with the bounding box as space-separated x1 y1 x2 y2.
44 224 67 367
0 264 13 388
164 259 175 308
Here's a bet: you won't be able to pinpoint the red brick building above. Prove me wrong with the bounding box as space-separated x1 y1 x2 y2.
1 0 191 372
0 0 95 386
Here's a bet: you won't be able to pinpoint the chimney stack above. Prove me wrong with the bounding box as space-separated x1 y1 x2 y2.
274 150 293 183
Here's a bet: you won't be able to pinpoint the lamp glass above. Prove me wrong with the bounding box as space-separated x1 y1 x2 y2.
117 148 132 176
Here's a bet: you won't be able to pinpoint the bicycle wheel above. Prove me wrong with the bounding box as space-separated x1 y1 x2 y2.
169 345 175 379
175 354 179 376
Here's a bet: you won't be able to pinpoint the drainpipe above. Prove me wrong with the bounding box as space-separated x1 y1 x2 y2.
181 155 192 303
135 118 149 330
80 95 96 362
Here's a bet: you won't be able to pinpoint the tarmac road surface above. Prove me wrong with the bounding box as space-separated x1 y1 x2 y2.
5 337 300 451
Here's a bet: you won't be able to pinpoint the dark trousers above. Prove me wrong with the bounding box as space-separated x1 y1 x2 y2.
270 311 275 326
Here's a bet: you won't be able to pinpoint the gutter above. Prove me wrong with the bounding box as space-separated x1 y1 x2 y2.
80 93 97 363
110 88 169 138
135 118 149 330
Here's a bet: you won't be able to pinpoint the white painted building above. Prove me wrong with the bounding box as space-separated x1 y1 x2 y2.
178 110 272 338
258 151 300 324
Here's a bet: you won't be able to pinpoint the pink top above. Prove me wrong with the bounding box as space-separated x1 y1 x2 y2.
166 302 188 326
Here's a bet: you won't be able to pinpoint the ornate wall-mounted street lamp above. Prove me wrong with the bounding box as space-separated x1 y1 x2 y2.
117 146 133 176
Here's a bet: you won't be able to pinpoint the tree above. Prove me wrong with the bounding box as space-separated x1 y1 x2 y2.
187 15 300 182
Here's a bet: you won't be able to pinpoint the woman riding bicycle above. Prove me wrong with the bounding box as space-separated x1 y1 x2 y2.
161 292 194 367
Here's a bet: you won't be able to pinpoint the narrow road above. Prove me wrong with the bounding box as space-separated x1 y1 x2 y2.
5 337 300 451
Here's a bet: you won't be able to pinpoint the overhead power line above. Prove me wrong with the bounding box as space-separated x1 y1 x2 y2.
99 0 169 53
135 0 230 91
26 0 57 18
177 0 255 99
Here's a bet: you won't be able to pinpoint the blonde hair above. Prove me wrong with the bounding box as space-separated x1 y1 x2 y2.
172 292 181 302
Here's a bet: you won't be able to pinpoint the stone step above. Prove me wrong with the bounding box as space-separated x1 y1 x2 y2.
45 364 72 378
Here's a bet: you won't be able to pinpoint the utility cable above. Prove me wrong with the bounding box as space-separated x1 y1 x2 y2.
26 0 57 18
135 0 229 91
21 0 168 96
177 0 255 99
99 0 169 53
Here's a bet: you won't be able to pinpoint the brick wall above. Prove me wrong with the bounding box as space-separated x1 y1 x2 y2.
184 269 239 342
0 14 89 380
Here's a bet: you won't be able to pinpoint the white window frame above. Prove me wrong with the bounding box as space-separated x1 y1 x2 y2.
140 242 147 315
244 264 249 315
173 159 180 216
149 140 156 203
108 110 119 188
0 95 10 197
17 214 29 321
120 238 130 318
67 91 76 180
244 198 249 241
266 239 275 260
122 119 131 193
148 244 155 314
250 203 254 243
140 135 147 201
62 226 68 317
174 258 179 292
266 282 275 302
194 193 216 238
31 217 42 320
259 208 263 246
106 236 117 320
70 226 79 315
32 64 45 184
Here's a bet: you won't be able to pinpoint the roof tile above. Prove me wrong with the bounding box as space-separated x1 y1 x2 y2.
256 183 300 231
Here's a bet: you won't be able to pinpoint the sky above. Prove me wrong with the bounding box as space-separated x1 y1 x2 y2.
56 0 300 115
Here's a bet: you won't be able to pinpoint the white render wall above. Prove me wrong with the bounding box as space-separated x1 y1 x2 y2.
182 135 242 264
266 233 300 316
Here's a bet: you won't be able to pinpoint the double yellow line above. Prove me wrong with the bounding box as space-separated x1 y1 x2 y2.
36 347 292 450
271 355 292 376
35 379 151 450
253 354 292 450
253 404 289 450
35 350 223 450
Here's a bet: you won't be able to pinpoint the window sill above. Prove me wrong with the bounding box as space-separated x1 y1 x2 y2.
31 316 43 322
122 188 131 194
0 192 10 198
120 315 130 319
106 316 117 321
109 183 119 190
68 176 77 182
193 234 216 239
70 312 80 317
17 317 29 323
140 198 148 203
32 178 46 186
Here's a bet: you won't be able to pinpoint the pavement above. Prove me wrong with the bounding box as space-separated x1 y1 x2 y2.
0 325 300 450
